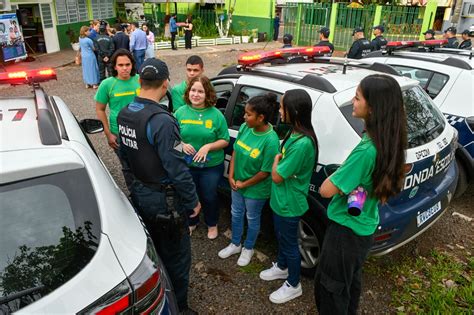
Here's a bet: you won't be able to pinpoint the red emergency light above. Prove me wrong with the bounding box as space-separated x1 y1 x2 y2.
238 46 331 66
386 39 448 50
0 68 57 85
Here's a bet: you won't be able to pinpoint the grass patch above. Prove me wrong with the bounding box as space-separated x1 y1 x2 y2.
391 249 473 313
239 260 266 276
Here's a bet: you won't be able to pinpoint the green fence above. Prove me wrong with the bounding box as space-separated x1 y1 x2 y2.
380 6 423 41
333 4 376 51
282 3 331 46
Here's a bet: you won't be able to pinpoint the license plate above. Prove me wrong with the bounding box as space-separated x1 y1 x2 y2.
417 202 442 227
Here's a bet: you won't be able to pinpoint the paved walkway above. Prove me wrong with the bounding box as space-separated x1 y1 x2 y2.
1 41 284 73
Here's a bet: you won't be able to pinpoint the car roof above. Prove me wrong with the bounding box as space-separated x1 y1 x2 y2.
375 50 474 69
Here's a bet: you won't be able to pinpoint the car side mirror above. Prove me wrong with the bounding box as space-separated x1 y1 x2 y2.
80 119 104 134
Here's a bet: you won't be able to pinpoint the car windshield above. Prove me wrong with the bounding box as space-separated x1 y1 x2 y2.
339 85 446 148
0 168 101 313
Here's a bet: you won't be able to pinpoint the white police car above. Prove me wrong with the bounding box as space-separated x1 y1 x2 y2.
212 47 459 275
363 39 473 197
0 69 177 314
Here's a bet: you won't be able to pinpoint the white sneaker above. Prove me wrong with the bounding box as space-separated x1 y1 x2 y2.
237 248 254 266
269 281 303 304
259 262 288 281
218 243 241 259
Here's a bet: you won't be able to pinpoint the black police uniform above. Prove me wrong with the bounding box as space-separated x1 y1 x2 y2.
347 38 371 59
113 31 130 51
315 40 335 56
370 35 388 51
445 37 459 48
459 39 472 50
95 34 115 81
117 97 198 311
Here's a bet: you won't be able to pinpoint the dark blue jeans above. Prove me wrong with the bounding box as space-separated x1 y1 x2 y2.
273 212 301 287
130 181 191 311
188 163 224 227
133 49 146 72
314 221 373 315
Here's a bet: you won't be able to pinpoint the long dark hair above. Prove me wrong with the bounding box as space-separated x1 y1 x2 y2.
280 89 318 160
246 93 279 124
359 74 407 203
110 49 137 77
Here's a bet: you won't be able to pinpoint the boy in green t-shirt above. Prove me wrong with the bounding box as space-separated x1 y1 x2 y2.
170 55 204 112
95 49 140 189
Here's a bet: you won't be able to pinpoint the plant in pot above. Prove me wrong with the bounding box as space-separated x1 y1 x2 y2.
251 28 258 43
238 21 250 43
66 28 80 51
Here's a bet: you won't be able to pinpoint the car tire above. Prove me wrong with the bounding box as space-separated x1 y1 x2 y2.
299 206 326 277
454 158 468 198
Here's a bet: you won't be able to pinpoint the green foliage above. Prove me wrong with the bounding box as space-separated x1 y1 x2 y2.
391 250 474 313
192 16 218 38
238 20 250 36
65 28 78 44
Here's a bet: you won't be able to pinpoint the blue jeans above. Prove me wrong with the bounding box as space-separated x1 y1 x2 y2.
189 163 224 227
273 213 301 287
231 190 267 249
133 49 146 72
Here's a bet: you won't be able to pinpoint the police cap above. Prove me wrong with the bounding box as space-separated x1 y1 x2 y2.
320 27 330 38
140 58 170 81
352 27 364 36
461 29 470 35
373 25 385 33
423 29 435 36
444 27 456 34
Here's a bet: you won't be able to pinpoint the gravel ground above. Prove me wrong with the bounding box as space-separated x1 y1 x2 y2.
2 47 472 314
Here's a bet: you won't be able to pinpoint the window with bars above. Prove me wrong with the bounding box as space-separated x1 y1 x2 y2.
91 0 114 20
40 4 53 28
55 0 90 25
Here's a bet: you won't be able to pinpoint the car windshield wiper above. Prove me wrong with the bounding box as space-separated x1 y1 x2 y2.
425 123 442 139
0 285 45 305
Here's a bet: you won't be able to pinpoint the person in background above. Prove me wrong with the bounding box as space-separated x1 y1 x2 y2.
370 25 388 51
218 93 280 266
444 27 459 48
459 30 472 50
130 22 148 72
95 24 115 82
171 55 204 112
175 75 229 240
423 29 435 40
282 34 293 48
142 23 155 59
347 27 371 59
315 74 407 315
117 58 200 315
184 16 193 50
315 27 335 56
88 20 100 41
95 49 140 191
113 23 130 51
170 13 178 50
259 89 318 304
79 25 99 89
273 13 280 41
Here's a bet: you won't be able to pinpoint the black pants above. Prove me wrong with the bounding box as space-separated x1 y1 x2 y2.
171 31 177 49
98 58 113 82
185 30 192 49
130 181 191 311
114 148 135 194
314 221 373 315
273 27 279 41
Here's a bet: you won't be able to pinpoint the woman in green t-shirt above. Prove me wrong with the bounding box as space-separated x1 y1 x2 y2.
175 76 229 239
315 74 408 314
259 89 318 304
218 94 280 267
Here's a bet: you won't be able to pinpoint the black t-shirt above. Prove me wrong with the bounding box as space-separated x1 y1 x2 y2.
370 35 388 51
459 39 472 50
347 38 371 59
315 40 335 56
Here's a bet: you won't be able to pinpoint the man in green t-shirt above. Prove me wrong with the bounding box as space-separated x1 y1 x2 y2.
170 55 204 112
95 49 140 190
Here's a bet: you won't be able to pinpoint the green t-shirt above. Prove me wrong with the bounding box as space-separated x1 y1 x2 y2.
94 75 140 135
175 105 230 167
171 80 187 113
234 123 280 199
327 134 379 236
270 133 316 217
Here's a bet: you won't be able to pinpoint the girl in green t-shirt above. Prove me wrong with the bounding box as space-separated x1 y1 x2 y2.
218 94 280 267
315 74 408 314
175 76 229 240
259 89 318 304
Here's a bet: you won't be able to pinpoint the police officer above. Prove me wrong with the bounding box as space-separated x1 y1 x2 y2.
347 27 371 59
117 58 201 315
459 29 472 50
423 29 435 40
444 27 459 48
95 23 115 82
282 33 293 48
315 27 335 56
371 25 388 51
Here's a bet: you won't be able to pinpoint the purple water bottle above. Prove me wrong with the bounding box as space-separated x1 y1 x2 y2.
347 186 367 216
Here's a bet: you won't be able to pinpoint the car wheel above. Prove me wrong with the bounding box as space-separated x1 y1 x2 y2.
454 158 468 198
299 208 326 277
